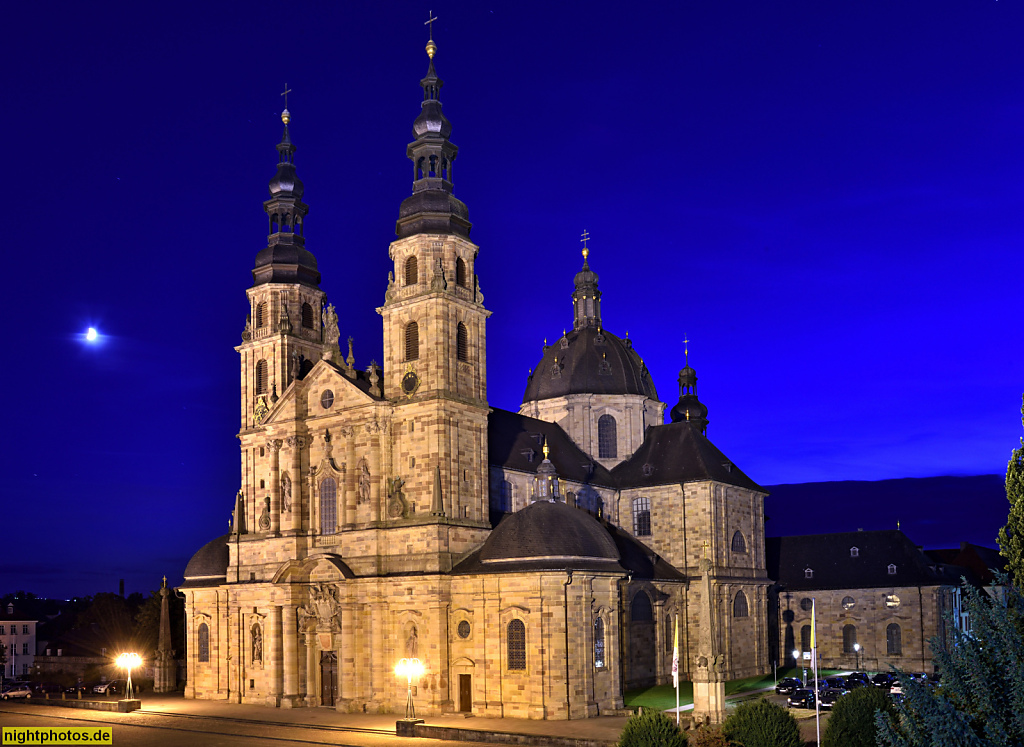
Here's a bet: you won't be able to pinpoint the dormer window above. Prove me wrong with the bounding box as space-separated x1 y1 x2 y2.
804 568 814 579
888 564 897 575
850 547 859 558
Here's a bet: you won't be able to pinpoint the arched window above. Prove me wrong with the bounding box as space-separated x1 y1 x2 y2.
665 615 673 652
255 302 267 328
594 617 605 668
405 321 420 361
731 530 746 553
843 624 857 654
597 414 617 458
404 255 418 286
630 592 653 622
301 302 314 329
197 623 210 663
456 257 468 287
497 480 512 512
320 478 337 535
255 360 268 394
733 590 749 618
632 496 651 536
457 322 468 362
800 624 811 652
507 619 526 670
886 623 902 655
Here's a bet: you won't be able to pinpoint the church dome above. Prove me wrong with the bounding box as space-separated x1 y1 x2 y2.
478 500 620 565
412 100 452 139
268 162 304 198
522 327 658 403
182 534 229 586
670 394 708 425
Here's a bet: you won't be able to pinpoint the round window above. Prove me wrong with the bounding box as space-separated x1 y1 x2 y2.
457 620 471 639
799 598 813 612
842 596 855 610
885 594 901 609
320 389 334 409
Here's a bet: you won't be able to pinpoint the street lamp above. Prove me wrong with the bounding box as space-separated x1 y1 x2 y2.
853 642 861 672
394 658 424 719
116 653 142 700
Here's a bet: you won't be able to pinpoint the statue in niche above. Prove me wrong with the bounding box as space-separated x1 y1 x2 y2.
386 476 406 518
357 458 371 504
251 623 263 666
258 497 271 530
290 350 300 382
405 624 419 659
322 303 340 348
281 473 292 512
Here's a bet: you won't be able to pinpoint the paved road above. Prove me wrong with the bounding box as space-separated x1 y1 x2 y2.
0 703 493 747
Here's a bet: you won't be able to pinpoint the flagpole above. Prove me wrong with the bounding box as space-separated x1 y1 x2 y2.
812 598 820 747
672 614 680 724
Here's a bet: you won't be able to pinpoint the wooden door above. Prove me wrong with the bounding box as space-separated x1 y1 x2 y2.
459 674 472 712
320 651 338 706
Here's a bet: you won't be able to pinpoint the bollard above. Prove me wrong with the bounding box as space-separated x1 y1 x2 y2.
62 691 66 700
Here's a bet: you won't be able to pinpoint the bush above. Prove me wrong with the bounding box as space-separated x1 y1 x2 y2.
721 698 801 747
822 686 896 747
619 707 688 747
688 725 732 747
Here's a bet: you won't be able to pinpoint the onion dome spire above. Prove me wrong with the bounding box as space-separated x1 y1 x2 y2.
396 17 471 239
670 336 709 433
252 96 320 288
572 230 602 330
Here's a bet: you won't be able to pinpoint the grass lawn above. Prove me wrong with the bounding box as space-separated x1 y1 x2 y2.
623 668 845 711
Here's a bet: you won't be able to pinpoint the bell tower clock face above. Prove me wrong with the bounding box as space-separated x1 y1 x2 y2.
401 370 420 397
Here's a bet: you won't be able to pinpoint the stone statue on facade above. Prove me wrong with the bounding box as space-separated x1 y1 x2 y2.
322 303 340 349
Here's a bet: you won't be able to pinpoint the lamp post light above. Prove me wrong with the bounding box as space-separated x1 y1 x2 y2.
394 657 424 719
116 653 142 700
853 642 861 672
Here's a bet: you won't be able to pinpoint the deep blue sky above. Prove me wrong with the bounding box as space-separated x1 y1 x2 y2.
3 1 1020 599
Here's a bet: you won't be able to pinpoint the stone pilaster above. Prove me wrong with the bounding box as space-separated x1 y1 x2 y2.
282 606 299 706
268 440 283 534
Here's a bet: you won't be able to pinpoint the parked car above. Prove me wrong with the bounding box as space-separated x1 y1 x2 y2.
1 683 33 700
788 687 817 708
64 682 92 695
889 680 904 699
823 676 847 690
845 677 869 690
819 687 848 709
871 672 896 689
775 677 804 694
92 680 124 695
32 682 62 694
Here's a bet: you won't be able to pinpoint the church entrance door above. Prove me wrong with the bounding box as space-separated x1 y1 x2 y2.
320 651 338 706
458 674 471 712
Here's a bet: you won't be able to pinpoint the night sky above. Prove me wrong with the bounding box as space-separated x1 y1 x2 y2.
4 1 1020 600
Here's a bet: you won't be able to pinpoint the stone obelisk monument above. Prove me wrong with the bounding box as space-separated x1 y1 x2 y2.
691 545 726 725
154 576 176 693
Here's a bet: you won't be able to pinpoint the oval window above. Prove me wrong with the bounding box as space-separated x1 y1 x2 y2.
320 389 335 409
842 596 855 610
457 620 471 639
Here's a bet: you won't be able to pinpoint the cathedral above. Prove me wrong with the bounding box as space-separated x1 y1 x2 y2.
180 33 771 720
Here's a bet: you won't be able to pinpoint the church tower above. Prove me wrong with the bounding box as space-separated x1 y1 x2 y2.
237 107 327 431
378 31 491 526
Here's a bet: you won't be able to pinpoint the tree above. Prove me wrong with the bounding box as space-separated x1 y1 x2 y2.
822 686 896 747
875 576 1024 746
619 707 688 747
720 697 801 747
998 395 1024 581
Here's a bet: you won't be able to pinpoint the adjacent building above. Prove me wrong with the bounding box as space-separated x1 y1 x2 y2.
0 603 38 680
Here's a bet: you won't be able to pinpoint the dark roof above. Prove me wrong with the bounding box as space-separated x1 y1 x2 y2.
924 543 1007 586
522 327 657 403
766 530 962 591
612 421 765 492
0 604 36 622
180 534 230 588
452 499 685 581
488 408 614 486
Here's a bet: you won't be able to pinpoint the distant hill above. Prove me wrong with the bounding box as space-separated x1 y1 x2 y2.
764 474 1006 550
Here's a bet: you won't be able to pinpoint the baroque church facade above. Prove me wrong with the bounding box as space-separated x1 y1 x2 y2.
180 37 771 720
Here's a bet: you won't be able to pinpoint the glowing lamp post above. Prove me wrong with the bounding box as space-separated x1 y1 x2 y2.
116 653 142 700
394 657 424 719
853 642 861 672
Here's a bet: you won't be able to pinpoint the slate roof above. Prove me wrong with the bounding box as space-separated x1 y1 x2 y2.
452 499 685 580
522 327 658 403
611 421 765 492
924 543 1007 586
180 534 230 588
766 530 963 591
488 409 615 487
0 604 36 622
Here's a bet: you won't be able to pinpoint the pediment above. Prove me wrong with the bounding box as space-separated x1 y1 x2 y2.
302 359 376 415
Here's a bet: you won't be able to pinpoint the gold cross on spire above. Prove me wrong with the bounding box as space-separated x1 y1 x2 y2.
162 575 167 588
580 229 590 259
683 333 690 366
280 83 292 124
425 11 438 58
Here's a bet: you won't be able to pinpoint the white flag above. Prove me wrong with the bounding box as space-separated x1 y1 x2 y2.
671 615 679 688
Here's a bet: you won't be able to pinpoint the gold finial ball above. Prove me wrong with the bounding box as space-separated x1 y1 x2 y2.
582 247 589 259
281 108 291 125
426 39 437 58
